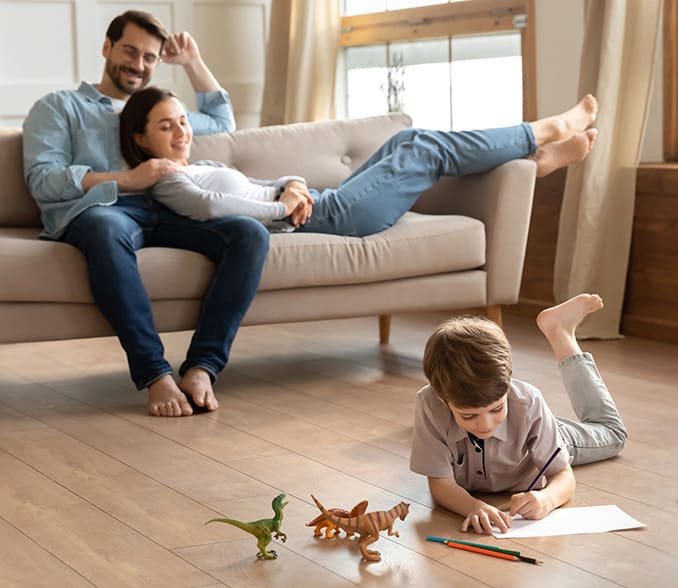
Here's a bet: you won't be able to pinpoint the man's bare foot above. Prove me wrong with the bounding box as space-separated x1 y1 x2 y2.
148 374 194 417
533 128 597 177
179 368 219 412
537 293 604 360
531 94 598 146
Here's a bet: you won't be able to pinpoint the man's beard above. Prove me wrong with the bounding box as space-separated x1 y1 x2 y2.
105 59 149 96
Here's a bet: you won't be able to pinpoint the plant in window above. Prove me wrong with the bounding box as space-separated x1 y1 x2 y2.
383 51 405 113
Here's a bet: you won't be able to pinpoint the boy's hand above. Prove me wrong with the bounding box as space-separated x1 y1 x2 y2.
509 491 553 520
461 500 512 535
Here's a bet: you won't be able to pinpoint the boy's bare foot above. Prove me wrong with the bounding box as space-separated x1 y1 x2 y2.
179 367 219 412
148 374 194 417
537 293 604 360
531 94 598 145
533 128 597 177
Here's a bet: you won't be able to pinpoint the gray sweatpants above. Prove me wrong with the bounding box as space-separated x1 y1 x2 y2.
556 352 628 465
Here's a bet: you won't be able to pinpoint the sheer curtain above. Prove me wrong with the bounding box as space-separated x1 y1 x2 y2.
260 0 340 125
554 0 662 338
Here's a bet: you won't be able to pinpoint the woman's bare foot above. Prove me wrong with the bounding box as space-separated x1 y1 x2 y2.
537 293 604 360
531 94 598 146
179 368 219 412
148 374 194 417
533 128 597 177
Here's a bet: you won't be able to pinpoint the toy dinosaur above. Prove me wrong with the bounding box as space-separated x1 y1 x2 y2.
305 499 368 539
311 494 410 562
206 493 288 560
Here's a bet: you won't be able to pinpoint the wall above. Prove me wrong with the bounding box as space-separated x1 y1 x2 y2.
0 0 270 129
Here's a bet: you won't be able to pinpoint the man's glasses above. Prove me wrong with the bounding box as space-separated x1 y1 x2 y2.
118 43 159 66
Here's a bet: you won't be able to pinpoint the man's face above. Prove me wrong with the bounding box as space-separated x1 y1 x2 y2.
102 23 162 97
448 394 508 439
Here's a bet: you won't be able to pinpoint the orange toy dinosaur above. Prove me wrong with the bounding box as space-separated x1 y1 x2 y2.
311 495 410 561
305 499 368 539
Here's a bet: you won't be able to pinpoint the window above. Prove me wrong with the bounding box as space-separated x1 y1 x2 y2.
339 0 536 130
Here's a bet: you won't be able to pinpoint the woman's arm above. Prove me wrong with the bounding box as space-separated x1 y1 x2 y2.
509 465 576 519
429 476 512 535
151 173 288 222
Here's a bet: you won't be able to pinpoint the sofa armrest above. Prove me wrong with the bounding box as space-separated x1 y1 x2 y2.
412 159 537 305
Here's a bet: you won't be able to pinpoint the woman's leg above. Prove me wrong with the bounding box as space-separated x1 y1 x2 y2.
537 294 628 465
300 124 536 236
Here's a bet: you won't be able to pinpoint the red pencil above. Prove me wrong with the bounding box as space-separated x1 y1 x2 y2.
446 541 518 562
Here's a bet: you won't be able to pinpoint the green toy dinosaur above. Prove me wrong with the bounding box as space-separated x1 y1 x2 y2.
205 493 289 560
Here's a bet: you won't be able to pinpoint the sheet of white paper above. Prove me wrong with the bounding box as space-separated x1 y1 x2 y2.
493 505 646 539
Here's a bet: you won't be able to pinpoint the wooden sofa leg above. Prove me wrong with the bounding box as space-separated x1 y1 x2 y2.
379 315 392 344
485 305 503 328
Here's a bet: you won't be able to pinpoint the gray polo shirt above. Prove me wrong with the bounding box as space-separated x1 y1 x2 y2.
410 380 571 493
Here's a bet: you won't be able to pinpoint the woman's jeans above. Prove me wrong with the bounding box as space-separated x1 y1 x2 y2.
300 123 537 237
556 353 628 464
61 196 269 389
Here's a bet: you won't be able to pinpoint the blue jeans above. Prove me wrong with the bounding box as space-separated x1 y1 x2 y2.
299 124 537 237
61 196 269 389
556 353 628 464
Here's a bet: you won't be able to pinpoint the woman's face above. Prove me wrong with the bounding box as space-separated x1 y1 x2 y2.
134 96 193 164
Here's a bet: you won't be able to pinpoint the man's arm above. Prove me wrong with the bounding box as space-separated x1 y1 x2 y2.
163 32 236 133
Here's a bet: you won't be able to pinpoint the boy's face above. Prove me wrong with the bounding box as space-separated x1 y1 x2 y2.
447 394 508 439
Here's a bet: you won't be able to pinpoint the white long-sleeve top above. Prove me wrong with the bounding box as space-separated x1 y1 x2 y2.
150 160 306 224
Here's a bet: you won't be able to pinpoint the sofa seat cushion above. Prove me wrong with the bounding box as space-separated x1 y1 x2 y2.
0 212 484 303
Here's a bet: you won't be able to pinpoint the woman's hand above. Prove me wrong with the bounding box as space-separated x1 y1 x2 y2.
509 491 554 520
280 180 313 226
461 500 512 535
119 158 182 192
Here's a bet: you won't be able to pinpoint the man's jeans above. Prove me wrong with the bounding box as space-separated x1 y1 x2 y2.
62 196 269 389
300 124 537 237
557 352 628 464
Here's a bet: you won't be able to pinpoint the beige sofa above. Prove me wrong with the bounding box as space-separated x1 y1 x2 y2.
0 114 536 345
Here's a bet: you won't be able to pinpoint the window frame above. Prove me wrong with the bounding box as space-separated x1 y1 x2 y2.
339 0 536 122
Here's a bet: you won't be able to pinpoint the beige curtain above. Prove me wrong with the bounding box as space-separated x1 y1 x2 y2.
554 0 662 338
260 0 340 125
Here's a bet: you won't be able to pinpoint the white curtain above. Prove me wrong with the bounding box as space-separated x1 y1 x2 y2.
554 0 663 338
260 0 340 125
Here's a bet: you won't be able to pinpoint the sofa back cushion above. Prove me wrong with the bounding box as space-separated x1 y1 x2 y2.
190 113 412 188
0 128 41 227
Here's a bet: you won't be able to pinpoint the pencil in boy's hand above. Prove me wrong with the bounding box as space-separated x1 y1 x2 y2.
525 447 562 492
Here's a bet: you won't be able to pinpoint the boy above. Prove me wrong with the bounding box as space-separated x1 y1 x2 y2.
410 294 627 535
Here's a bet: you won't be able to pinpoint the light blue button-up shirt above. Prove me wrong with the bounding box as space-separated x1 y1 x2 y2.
22 81 236 238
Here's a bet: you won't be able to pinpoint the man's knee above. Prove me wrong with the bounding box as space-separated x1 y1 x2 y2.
220 216 270 256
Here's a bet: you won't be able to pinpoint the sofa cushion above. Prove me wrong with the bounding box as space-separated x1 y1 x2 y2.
0 212 484 303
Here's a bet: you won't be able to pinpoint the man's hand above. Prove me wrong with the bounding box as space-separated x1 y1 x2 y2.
279 180 313 227
461 500 512 535
162 32 201 67
509 491 553 520
118 159 183 193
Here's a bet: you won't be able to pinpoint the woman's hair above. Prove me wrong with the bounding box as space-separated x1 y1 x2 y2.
120 87 177 168
106 10 169 47
423 316 512 408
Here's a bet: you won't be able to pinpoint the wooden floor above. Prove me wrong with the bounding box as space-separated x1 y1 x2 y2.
1 310 677 587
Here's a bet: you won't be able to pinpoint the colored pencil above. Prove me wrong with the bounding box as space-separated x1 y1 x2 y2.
445 540 518 561
525 447 562 492
426 535 543 565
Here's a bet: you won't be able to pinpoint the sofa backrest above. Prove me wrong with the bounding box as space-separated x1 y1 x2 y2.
0 128 42 227
191 113 413 189
0 113 413 229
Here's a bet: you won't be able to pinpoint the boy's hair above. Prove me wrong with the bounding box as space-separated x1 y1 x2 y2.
106 10 169 46
423 316 512 408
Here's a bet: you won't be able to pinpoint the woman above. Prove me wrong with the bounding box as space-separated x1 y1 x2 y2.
120 87 597 237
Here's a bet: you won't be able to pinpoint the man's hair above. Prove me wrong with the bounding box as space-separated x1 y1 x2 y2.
423 316 512 408
106 10 169 46
119 87 178 168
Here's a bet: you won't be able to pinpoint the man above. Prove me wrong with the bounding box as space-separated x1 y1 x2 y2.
23 10 269 417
